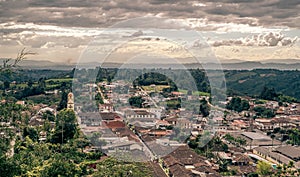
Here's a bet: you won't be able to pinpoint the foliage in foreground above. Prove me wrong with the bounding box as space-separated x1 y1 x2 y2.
93 157 152 177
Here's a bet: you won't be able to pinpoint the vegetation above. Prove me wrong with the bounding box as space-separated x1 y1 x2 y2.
0 48 36 72
166 99 181 110
188 135 228 158
3 53 300 176
253 106 275 118
93 157 151 177
0 106 104 177
226 97 250 112
51 109 78 144
3 68 300 103
128 96 145 108
226 69 300 100
223 134 247 147
95 92 104 105
259 86 278 101
199 98 210 117
273 161 300 177
256 161 272 176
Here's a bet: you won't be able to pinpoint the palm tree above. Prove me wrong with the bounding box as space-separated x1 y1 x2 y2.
271 134 275 147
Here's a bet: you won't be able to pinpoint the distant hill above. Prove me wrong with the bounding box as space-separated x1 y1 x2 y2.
2 58 300 70
260 59 300 64
0 59 76 70
225 69 300 100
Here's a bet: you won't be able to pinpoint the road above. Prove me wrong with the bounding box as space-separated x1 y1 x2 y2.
138 86 159 108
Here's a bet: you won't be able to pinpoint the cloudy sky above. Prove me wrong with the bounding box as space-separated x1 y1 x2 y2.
0 0 299 63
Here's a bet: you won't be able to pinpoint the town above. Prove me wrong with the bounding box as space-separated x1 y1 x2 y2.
1 68 300 177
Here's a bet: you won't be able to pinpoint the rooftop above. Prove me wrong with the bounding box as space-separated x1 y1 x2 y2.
241 132 271 141
275 146 300 160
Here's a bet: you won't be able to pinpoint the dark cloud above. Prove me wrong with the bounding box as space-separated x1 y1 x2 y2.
0 0 299 29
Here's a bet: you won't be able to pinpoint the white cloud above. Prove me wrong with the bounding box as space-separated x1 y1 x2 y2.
211 32 298 47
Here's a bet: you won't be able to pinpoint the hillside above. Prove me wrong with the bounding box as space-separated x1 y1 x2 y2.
225 69 300 99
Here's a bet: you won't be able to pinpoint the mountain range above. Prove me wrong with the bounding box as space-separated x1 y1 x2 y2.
1 59 300 70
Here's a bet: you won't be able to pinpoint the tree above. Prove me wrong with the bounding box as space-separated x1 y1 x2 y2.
199 98 210 117
40 154 82 177
0 48 36 72
73 137 91 152
23 127 38 142
247 172 259 177
42 110 55 122
226 97 249 112
256 161 272 176
38 77 46 90
27 80 33 88
166 99 181 110
57 91 68 111
128 96 144 108
253 106 275 118
51 109 78 144
95 92 104 104
3 81 10 90
93 157 151 177
260 86 277 100
271 134 275 146
218 159 229 172
0 156 20 177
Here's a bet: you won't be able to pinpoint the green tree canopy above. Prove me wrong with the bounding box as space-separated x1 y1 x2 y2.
199 98 210 117
93 157 151 177
260 86 278 101
128 96 145 108
256 161 272 176
51 109 78 144
226 97 250 112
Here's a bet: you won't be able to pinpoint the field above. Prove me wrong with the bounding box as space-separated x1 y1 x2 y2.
46 78 73 83
142 85 170 92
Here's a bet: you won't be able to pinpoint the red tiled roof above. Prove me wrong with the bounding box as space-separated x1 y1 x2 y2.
103 120 125 129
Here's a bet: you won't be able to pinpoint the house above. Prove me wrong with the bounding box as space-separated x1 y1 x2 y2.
147 162 168 177
165 116 179 125
99 103 114 112
78 112 102 126
176 118 193 129
128 118 157 128
255 119 274 130
240 132 281 148
29 116 45 126
231 120 248 130
125 109 156 119
16 100 25 105
38 107 56 116
232 153 252 166
276 107 287 115
149 108 164 118
155 119 171 129
161 145 220 177
114 127 140 142
275 146 300 163
253 146 300 169
255 118 294 130
101 141 143 154
213 117 223 125
148 129 171 137
103 120 125 131
165 117 193 129
213 125 228 132
99 112 122 121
